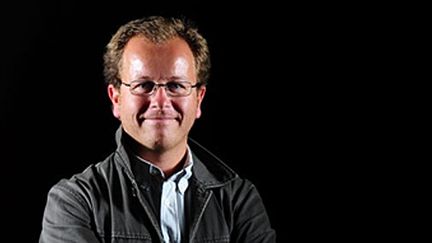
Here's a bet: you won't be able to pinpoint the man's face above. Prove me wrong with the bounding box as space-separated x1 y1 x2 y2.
108 36 206 151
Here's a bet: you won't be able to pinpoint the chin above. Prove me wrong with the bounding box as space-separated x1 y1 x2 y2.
143 135 173 151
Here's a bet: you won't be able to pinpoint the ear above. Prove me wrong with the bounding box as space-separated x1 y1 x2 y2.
108 84 121 119
195 86 206 119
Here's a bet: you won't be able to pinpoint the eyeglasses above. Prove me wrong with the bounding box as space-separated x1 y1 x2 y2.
121 80 201 97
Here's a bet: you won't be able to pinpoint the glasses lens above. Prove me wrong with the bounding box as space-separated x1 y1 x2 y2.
131 81 156 95
166 82 189 96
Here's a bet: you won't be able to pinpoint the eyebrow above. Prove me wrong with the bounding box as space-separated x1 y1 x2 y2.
135 76 153 80
168 76 189 80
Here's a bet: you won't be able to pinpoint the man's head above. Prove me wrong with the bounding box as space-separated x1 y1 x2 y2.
104 16 209 152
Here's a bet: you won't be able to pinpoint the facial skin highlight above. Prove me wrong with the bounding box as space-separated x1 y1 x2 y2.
108 36 206 158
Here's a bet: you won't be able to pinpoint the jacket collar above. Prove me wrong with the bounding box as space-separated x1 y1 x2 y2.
114 127 237 190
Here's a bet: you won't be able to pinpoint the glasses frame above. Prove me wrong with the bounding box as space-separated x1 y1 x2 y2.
121 80 202 97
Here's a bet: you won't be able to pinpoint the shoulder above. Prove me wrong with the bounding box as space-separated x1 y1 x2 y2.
71 153 117 184
47 152 120 203
189 140 241 187
221 176 260 201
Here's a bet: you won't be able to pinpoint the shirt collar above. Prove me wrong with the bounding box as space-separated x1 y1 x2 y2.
135 146 194 182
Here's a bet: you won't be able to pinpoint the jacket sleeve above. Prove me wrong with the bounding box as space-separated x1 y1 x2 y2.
39 180 101 243
231 179 276 243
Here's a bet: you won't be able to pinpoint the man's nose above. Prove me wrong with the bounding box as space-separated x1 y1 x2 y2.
150 86 171 108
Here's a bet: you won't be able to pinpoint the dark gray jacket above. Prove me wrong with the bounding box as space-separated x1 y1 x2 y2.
40 129 276 242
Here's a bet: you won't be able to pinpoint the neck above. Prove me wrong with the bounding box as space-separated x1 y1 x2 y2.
140 145 188 178
123 134 188 178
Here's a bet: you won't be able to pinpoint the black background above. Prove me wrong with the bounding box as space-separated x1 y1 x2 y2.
0 1 390 242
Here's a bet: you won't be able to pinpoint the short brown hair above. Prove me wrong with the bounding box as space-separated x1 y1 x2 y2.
103 16 210 88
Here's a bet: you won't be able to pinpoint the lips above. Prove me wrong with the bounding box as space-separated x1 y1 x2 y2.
145 116 177 120
142 110 179 120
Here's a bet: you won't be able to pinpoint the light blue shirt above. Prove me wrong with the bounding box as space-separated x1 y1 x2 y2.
136 148 193 243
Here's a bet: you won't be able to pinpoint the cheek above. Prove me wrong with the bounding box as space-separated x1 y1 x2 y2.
120 96 149 116
174 99 194 118
131 98 150 113
186 99 201 119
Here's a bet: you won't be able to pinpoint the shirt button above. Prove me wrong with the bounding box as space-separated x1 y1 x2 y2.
150 167 159 176
166 200 174 208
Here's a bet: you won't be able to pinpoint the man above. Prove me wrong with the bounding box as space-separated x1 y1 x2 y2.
40 16 276 242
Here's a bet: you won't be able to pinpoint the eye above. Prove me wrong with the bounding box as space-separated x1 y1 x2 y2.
166 81 187 92
133 81 155 93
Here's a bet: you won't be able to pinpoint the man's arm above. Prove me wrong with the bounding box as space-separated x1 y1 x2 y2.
231 179 276 243
39 181 100 243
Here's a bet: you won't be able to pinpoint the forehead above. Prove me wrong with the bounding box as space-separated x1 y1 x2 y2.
122 36 194 64
119 36 197 82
